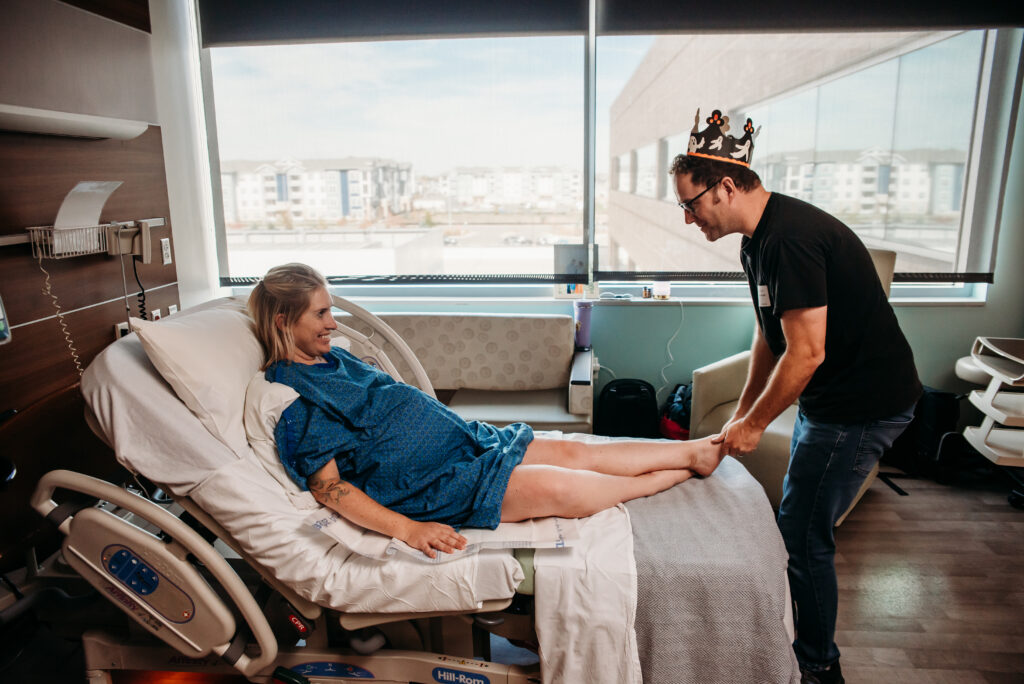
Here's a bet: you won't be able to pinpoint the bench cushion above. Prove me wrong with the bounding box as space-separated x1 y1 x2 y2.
346 314 574 391
448 388 592 433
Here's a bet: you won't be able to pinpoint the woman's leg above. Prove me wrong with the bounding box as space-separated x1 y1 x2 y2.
500 464 692 522
522 437 723 478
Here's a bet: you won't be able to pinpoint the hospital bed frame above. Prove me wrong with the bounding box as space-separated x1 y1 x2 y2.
30 294 541 683
32 469 537 684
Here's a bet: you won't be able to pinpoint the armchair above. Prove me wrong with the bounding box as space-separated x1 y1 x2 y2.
690 249 896 525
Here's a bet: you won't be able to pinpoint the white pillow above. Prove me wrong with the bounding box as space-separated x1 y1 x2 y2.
130 300 263 459
242 371 317 509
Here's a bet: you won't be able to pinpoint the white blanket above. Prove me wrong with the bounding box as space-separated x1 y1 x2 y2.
534 505 643 684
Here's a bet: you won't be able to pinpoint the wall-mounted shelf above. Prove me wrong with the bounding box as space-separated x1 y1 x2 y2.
8 218 166 259
963 337 1024 470
0 103 148 140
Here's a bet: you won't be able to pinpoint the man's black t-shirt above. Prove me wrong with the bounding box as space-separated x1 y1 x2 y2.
741 193 922 423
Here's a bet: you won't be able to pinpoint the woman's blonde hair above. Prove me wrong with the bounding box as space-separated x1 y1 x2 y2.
248 263 328 368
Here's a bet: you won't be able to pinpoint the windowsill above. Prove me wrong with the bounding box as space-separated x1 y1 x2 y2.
230 283 988 313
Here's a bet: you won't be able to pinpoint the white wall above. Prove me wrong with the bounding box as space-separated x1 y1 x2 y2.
149 0 223 307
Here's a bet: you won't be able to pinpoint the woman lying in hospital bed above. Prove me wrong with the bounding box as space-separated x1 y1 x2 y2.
249 264 725 559
60 270 799 683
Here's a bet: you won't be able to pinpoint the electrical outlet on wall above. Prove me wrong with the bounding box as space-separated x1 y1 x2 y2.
152 309 162 320
160 238 172 265
113 322 130 339
168 304 178 315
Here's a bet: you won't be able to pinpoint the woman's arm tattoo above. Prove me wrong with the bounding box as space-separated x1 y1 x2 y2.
308 474 351 504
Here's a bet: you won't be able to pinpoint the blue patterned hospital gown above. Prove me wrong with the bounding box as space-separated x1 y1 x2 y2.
267 347 533 529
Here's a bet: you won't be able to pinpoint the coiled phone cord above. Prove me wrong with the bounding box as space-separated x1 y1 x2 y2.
132 255 147 321
36 254 84 377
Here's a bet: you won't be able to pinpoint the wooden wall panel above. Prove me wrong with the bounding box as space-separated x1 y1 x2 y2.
0 230 176 322
2 1 156 123
0 127 170 236
0 121 179 571
0 288 180 411
0 124 179 412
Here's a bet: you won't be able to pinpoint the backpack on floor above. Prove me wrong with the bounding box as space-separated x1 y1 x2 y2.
882 386 960 477
595 379 660 438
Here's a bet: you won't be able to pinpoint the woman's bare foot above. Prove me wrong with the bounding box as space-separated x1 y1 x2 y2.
685 437 726 477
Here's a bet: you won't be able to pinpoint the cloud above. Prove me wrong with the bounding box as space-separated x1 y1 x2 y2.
210 36 648 174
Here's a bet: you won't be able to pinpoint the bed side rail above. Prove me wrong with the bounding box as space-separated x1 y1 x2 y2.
329 294 435 397
31 469 279 679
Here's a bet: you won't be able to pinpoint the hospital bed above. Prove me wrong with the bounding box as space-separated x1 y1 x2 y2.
31 295 800 683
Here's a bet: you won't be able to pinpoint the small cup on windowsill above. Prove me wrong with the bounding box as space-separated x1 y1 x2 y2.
651 281 671 300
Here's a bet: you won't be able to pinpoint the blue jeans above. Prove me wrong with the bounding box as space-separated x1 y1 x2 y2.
777 405 914 671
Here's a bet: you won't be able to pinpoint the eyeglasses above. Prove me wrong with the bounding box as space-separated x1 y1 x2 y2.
677 178 721 214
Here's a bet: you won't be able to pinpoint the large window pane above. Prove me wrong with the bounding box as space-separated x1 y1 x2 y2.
599 31 988 276
887 31 984 271
811 62 899 235
747 34 985 274
751 90 819 201
210 37 583 279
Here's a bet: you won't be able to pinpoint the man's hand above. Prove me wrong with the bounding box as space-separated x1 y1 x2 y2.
711 418 765 458
401 521 468 559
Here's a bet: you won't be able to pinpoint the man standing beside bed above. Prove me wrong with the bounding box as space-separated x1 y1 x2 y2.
672 108 922 684
247 263 725 559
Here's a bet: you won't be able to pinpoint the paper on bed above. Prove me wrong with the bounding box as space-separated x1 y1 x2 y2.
307 510 578 563
386 516 579 564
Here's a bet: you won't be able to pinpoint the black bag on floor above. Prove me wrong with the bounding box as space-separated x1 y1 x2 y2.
596 379 660 438
882 386 960 477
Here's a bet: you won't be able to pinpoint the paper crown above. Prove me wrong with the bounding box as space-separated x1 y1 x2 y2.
686 108 760 167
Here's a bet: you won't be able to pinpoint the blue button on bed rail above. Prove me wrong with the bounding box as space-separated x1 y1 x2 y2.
106 548 159 596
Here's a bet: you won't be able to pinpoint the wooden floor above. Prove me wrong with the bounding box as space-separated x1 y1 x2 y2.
834 469 1024 684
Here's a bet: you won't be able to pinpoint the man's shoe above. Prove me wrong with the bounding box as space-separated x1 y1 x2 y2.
800 661 845 684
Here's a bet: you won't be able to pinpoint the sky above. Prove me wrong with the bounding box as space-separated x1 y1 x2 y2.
210 35 653 175
210 31 982 176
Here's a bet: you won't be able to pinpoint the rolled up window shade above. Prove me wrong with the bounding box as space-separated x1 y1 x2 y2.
198 0 588 47
597 0 1023 34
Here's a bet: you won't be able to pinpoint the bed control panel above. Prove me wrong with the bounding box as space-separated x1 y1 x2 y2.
62 506 236 656
102 544 195 623
105 548 159 595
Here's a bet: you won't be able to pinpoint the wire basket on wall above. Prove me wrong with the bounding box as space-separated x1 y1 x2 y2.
27 225 110 259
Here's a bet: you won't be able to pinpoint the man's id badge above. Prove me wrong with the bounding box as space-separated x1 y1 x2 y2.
758 284 771 308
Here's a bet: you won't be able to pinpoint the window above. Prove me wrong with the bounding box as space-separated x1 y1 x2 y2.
201 2 1020 294
209 37 584 282
745 31 985 274
597 29 1018 285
